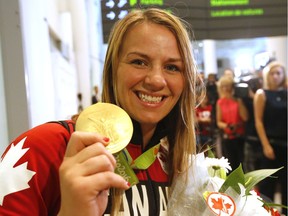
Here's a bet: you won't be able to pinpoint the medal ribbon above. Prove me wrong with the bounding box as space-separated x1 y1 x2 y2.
114 144 161 187
125 144 160 169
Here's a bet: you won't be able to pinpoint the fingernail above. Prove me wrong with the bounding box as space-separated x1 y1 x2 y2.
103 137 110 142
126 182 131 187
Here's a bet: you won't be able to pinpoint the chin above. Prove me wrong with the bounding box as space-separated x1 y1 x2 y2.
136 116 163 125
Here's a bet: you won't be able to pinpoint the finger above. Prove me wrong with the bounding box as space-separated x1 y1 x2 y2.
76 154 117 176
73 142 116 167
63 172 129 198
83 172 130 193
65 131 110 157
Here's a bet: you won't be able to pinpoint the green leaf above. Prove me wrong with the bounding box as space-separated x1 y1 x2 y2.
264 202 288 209
207 147 215 158
244 167 283 195
219 164 245 194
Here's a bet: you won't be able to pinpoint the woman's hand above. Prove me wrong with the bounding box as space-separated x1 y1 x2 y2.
262 143 275 160
58 131 129 216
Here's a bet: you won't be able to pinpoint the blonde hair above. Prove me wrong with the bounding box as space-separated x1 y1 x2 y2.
101 8 202 215
217 75 234 97
262 61 286 89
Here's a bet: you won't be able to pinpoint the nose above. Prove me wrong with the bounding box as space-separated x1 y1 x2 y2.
143 67 167 91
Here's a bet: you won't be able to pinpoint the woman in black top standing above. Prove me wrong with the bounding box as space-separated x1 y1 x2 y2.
254 61 287 215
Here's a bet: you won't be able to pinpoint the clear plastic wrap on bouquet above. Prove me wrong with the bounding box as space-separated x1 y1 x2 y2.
168 153 217 216
167 153 275 216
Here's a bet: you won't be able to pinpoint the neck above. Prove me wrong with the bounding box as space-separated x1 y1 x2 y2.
222 93 233 99
141 123 157 148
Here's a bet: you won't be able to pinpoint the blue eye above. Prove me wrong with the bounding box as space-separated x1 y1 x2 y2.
166 64 180 72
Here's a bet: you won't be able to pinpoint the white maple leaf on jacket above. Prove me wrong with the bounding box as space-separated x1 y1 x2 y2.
0 137 36 205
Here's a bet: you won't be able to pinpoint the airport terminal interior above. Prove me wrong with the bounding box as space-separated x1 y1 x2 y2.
0 0 287 213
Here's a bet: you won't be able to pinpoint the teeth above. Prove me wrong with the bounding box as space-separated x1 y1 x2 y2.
138 93 162 103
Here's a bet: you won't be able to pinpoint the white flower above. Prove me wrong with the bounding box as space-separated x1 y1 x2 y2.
205 156 232 173
236 185 270 216
205 176 225 191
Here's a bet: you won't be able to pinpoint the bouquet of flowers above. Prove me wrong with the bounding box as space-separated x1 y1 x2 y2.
168 151 284 216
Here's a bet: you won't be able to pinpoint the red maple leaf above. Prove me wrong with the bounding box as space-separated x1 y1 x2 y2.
212 197 232 213
224 203 232 210
212 197 224 210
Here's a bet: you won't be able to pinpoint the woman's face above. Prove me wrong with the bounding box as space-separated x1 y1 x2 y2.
268 66 285 89
220 82 233 95
116 22 185 128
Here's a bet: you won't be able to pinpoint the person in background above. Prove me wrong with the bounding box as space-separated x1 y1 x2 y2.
223 68 235 80
254 61 287 215
77 92 84 112
0 8 202 215
216 75 248 170
242 77 263 173
206 73 218 108
205 73 219 143
196 94 213 148
92 85 100 104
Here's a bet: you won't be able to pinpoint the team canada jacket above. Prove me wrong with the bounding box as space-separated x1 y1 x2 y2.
0 120 170 215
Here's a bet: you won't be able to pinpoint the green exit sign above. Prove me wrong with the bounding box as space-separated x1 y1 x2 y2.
130 0 164 6
210 0 264 17
211 8 264 17
210 0 249 6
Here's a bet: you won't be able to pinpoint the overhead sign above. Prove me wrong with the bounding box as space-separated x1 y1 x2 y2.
100 0 287 43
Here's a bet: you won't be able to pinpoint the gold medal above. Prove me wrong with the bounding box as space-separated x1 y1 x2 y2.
75 102 133 154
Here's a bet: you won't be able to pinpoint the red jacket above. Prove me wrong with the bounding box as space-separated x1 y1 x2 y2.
0 120 169 215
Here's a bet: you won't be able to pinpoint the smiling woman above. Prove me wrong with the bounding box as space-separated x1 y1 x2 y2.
0 8 203 216
101 9 200 214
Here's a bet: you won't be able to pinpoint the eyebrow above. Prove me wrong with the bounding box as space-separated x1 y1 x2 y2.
127 51 183 63
126 52 148 59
